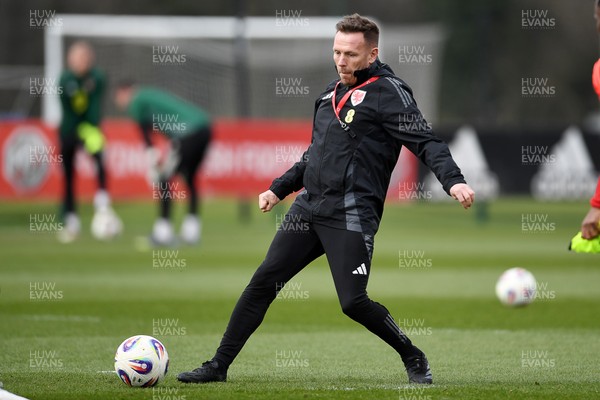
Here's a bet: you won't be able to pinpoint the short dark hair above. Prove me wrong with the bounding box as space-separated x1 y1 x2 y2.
116 78 135 90
335 13 379 47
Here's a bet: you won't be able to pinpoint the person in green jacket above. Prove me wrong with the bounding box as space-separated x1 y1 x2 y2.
115 82 212 245
58 41 114 243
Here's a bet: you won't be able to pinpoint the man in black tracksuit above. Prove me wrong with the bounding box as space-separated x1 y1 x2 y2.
178 13 475 385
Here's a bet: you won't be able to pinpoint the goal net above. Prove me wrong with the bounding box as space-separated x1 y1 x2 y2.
43 15 444 125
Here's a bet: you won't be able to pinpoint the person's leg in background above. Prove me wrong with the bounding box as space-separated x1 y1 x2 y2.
177 127 211 244
58 134 80 242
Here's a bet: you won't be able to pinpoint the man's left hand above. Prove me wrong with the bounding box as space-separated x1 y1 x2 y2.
581 207 600 239
450 183 475 209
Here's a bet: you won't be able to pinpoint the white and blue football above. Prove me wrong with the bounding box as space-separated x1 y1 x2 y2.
114 335 169 387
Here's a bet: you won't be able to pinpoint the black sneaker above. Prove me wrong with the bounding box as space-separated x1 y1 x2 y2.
177 360 227 383
404 350 432 384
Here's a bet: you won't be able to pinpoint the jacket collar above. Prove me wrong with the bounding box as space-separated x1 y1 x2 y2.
348 58 394 88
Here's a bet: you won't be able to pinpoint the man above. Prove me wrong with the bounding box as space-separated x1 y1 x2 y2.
114 83 211 245
58 41 112 242
178 14 474 385
582 0 600 241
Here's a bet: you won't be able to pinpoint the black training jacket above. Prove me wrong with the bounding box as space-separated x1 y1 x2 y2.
270 59 466 238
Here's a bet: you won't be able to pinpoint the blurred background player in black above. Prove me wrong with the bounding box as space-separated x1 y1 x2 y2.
114 82 212 245
58 41 112 242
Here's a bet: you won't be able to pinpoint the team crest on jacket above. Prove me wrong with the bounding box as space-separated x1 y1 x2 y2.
350 90 366 106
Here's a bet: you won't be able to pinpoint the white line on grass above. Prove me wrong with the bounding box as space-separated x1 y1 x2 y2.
21 314 101 323
0 388 30 400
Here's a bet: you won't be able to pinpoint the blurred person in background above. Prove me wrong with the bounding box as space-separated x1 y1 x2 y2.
580 184 600 239
582 0 600 240
58 41 113 243
114 82 212 246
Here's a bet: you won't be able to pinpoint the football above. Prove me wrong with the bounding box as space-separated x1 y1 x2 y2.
495 267 537 307
114 335 169 387
91 207 123 240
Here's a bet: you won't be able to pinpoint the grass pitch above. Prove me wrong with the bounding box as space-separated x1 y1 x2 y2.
0 197 599 399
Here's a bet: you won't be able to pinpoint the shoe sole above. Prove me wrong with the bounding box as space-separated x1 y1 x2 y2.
176 373 226 384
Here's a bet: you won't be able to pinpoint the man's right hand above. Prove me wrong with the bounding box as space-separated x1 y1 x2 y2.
259 190 280 213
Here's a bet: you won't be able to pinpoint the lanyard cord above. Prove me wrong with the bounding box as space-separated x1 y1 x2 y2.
331 76 379 128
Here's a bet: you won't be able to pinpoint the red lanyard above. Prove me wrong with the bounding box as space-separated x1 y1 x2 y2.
331 76 379 128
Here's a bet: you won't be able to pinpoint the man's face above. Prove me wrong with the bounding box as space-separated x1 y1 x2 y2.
67 44 94 77
333 31 378 86
114 88 132 111
595 3 600 33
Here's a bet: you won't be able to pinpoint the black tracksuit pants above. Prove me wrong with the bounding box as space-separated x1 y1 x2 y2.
158 126 211 219
213 211 418 367
60 134 106 214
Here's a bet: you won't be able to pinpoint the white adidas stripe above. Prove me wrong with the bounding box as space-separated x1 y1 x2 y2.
352 263 368 275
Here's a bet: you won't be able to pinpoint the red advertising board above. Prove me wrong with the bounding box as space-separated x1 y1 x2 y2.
0 119 417 201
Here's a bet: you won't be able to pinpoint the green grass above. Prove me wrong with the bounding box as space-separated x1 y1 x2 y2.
1 197 599 399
